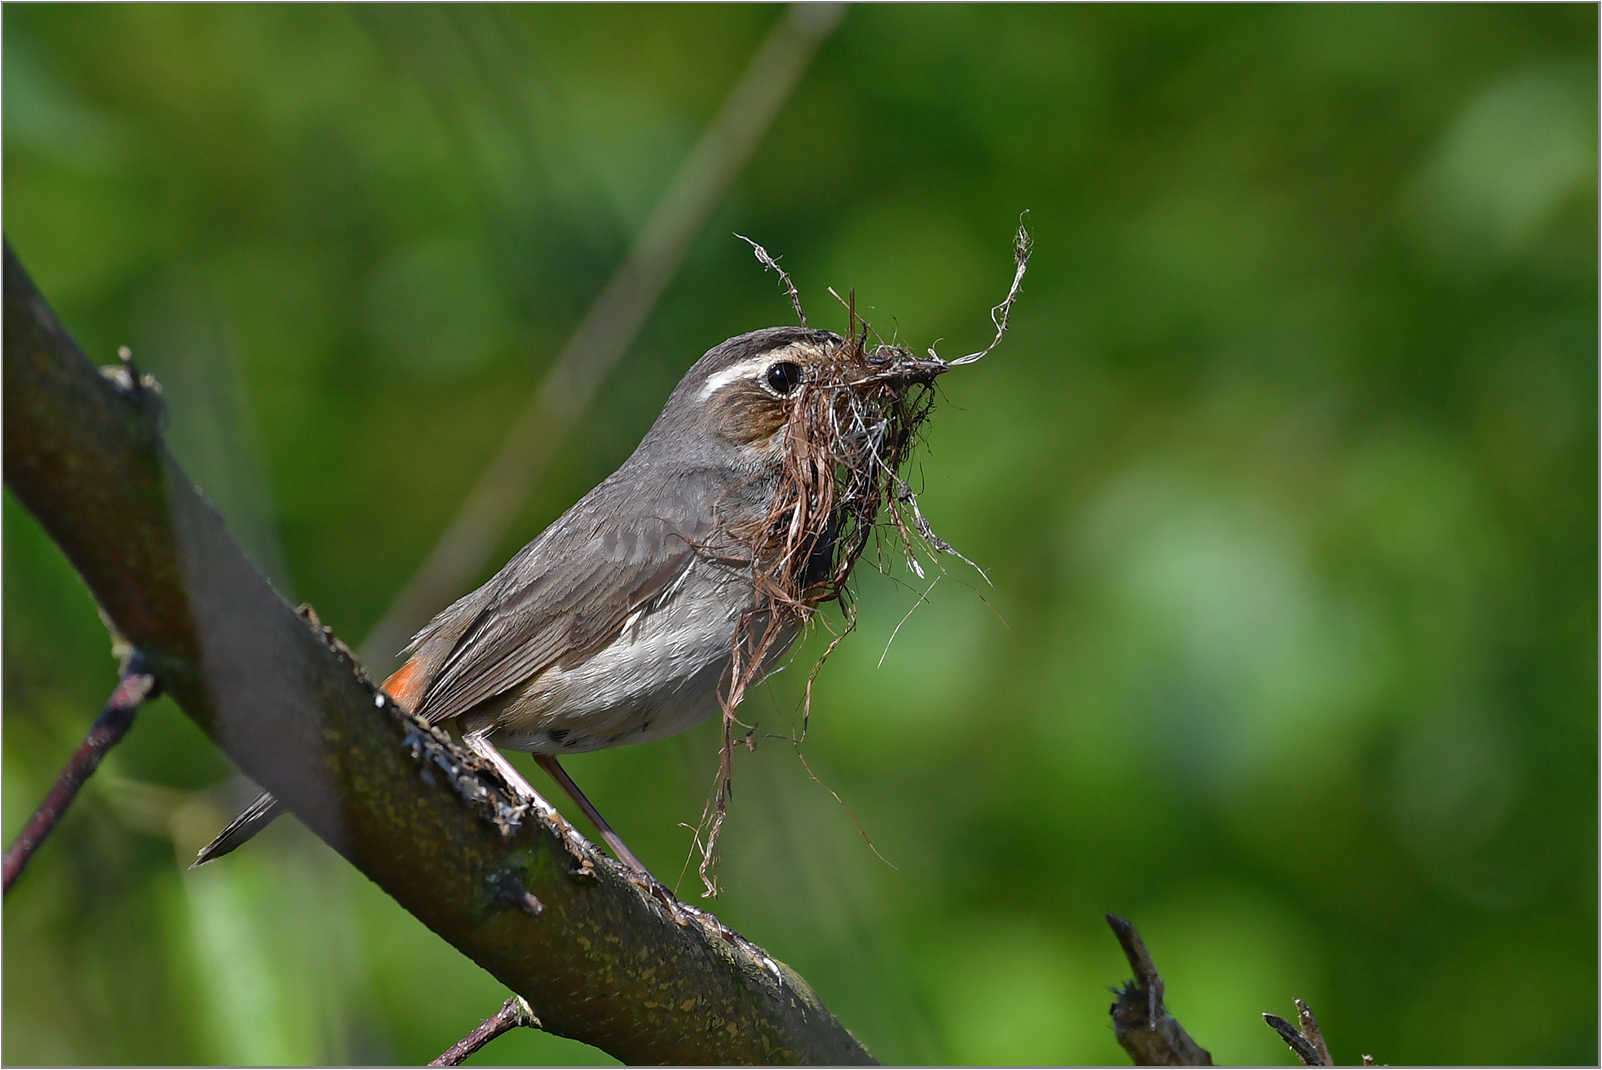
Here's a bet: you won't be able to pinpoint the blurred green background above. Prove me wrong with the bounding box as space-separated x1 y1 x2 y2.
4 4 1596 1065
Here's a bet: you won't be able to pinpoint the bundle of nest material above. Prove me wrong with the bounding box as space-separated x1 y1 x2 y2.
695 221 1032 895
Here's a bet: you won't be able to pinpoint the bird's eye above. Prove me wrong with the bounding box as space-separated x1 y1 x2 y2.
765 360 802 396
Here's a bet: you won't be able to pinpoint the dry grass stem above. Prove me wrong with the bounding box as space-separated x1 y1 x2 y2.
948 213 1033 366
738 234 808 326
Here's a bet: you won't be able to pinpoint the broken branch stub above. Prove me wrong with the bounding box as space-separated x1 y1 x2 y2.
1265 1012 1326 1067
1105 914 1213 1067
1264 999 1371 1067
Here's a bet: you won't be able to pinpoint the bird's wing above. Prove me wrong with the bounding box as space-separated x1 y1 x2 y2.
410 488 720 727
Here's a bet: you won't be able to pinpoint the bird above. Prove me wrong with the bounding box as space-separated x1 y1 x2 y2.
195 325 949 879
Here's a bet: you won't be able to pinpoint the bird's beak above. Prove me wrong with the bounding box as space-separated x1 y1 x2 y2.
856 349 949 388
892 355 950 385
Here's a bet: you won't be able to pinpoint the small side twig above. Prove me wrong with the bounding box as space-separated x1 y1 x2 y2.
429 995 541 1066
3 654 160 894
1105 913 1213 1066
1265 999 1333 1066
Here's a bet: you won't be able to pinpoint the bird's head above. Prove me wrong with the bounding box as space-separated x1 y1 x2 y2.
650 326 948 467
636 324 947 636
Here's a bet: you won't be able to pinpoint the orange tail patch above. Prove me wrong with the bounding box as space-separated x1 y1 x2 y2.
382 659 428 712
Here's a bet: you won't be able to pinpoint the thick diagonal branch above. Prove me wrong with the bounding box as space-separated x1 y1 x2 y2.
2 242 873 1066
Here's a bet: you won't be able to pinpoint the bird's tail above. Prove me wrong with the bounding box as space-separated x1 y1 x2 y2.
190 660 425 868
191 791 284 867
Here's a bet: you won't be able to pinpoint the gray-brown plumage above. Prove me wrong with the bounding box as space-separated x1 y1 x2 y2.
196 325 945 876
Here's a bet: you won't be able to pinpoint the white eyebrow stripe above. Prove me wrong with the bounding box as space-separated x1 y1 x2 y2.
699 355 774 399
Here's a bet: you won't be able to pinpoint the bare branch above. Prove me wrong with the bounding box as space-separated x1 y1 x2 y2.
1296 999 1335 1066
430 996 541 1066
1265 999 1366 1067
3 654 159 894
359 3 844 674
3 242 873 1066
1265 1012 1325 1066
1105 913 1213 1066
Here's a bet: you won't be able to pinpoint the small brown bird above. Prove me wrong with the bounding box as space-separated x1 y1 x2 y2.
197 325 948 878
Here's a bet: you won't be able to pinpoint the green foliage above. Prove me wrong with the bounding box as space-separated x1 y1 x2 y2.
4 5 1595 1065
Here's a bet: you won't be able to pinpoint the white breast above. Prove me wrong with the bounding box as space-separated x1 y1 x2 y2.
481 564 793 754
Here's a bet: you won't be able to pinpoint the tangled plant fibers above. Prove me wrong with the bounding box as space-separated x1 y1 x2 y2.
690 221 1032 895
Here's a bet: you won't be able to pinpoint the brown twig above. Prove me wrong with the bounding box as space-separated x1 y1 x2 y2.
1264 1011 1323 1066
1268 999 1332 1063
1265 998 1371 1067
429 995 541 1066
1105 914 1213 1066
3 654 159 894
358 2 845 674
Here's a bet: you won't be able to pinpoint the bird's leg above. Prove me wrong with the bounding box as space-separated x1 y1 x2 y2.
463 731 608 877
533 754 654 881
461 731 563 822
463 733 659 885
